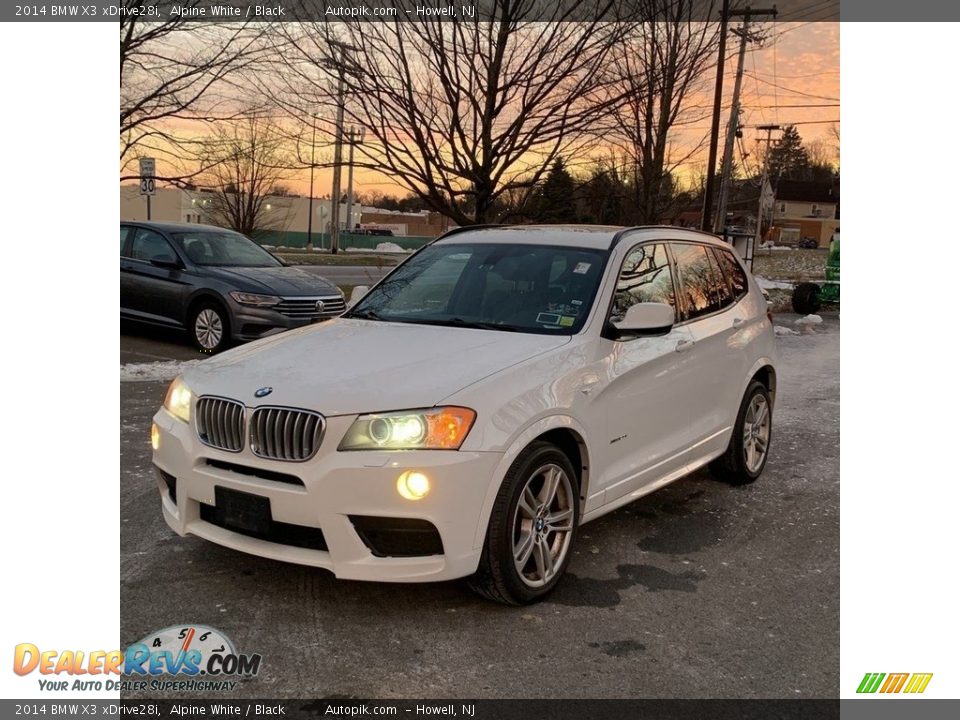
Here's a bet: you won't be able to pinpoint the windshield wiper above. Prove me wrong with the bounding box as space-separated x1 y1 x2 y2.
413 317 523 332
345 308 383 321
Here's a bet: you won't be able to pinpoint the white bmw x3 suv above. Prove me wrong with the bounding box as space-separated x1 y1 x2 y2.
152 225 776 604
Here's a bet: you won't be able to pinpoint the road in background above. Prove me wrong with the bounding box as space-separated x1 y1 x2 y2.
120 314 839 698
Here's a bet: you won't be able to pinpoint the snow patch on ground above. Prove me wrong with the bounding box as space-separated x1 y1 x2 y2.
121 359 201 382
796 314 823 326
755 276 794 291
775 325 801 337
346 242 409 254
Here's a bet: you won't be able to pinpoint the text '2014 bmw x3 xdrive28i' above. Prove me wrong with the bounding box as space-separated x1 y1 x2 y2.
152 225 776 604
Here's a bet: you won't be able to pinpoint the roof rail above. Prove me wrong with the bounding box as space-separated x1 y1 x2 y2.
608 224 721 250
432 223 505 243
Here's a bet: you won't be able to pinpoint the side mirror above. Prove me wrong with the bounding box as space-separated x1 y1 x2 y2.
612 302 674 337
348 285 369 308
150 257 182 270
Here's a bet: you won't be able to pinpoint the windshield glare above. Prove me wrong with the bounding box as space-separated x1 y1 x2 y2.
348 242 608 334
173 230 281 267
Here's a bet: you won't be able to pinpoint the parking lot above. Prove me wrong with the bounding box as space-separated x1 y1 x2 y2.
120 312 839 699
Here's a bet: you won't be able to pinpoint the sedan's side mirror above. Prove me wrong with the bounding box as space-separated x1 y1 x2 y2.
150 257 182 270
612 302 674 338
348 285 369 308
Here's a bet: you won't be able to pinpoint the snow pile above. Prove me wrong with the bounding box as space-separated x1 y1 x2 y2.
375 241 406 253
754 276 794 291
774 325 800 337
120 359 201 382
795 314 823 326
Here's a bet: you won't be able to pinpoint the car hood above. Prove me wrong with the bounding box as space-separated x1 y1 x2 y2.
182 319 571 416
204 265 339 296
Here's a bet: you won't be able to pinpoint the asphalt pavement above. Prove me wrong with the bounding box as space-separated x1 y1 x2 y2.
120 313 839 698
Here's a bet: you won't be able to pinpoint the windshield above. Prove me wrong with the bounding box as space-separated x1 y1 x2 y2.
172 230 281 268
346 242 609 334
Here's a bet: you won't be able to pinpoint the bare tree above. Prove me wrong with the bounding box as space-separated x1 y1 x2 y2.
198 115 296 239
120 3 262 180
271 1 636 225
607 0 719 224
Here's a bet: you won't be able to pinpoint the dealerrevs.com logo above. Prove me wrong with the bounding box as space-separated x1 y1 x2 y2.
13 625 262 693
857 673 933 694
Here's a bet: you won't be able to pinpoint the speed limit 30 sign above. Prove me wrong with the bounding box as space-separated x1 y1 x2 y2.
139 157 156 196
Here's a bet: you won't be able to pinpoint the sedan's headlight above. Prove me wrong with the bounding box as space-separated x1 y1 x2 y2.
230 292 281 307
339 407 476 451
163 376 193 423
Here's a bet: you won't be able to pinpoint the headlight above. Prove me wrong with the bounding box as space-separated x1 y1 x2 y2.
230 291 281 307
163 376 193 423
339 407 476 451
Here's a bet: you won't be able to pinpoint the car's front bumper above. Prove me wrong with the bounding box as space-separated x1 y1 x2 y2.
151 409 502 582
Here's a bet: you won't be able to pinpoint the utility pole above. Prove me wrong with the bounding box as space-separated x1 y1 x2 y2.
701 0 730 232
306 113 317 251
329 67 346 254
344 126 365 235
751 123 780 271
714 7 778 237
713 8 777 236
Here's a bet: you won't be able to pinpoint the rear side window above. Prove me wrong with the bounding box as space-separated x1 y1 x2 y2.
707 246 735 308
713 247 749 300
670 243 725 319
610 243 676 323
130 229 178 264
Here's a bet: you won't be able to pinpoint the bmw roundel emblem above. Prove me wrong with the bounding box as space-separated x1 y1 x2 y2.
254 387 273 398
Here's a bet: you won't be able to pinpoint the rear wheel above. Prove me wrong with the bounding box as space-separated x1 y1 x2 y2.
468 441 580 605
791 282 821 315
710 381 772 485
189 302 230 354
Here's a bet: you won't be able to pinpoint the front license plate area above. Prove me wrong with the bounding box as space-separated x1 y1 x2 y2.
214 486 272 536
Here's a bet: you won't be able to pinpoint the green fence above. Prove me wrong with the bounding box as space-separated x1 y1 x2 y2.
256 230 433 252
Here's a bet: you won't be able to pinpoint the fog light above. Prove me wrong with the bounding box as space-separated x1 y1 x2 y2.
396 471 430 501
151 423 160 451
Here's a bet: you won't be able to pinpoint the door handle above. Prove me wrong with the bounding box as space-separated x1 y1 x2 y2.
675 339 694 353
732 317 745 328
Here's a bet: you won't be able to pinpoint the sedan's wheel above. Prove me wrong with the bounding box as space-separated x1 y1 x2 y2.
468 441 580 604
710 380 773 485
190 303 229 354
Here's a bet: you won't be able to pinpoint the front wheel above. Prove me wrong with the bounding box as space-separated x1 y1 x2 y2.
710 381 773 485
189 302 230 354
468 441 580 605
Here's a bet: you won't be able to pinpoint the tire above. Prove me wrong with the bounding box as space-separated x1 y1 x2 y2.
710 380 773 485
189 301 230 354
791 282 821 315
468 441 580 605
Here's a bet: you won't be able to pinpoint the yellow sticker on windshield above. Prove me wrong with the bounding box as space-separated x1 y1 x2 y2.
559 316 575 327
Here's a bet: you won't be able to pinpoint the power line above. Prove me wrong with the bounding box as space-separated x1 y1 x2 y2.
746 73 839 101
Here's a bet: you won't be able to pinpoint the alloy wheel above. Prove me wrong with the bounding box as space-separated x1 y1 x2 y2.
194 308 223 350
743 394 771 473
512 463 575 588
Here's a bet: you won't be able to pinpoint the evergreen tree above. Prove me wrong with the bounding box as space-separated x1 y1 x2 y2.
768 125 811 181
530 159 578 222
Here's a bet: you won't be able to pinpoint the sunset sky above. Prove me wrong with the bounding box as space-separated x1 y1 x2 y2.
132 20 839 201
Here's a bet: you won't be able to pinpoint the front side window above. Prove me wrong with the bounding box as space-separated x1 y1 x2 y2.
347 242 608 335
130 229 178 264
609 243 676 323
671 243 726 320
172 230 281 268
120 226 131 255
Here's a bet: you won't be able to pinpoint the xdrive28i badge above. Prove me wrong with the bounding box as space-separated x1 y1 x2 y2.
254 387 273 398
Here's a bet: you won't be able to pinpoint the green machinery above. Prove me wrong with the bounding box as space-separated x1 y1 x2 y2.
791 231 839 314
